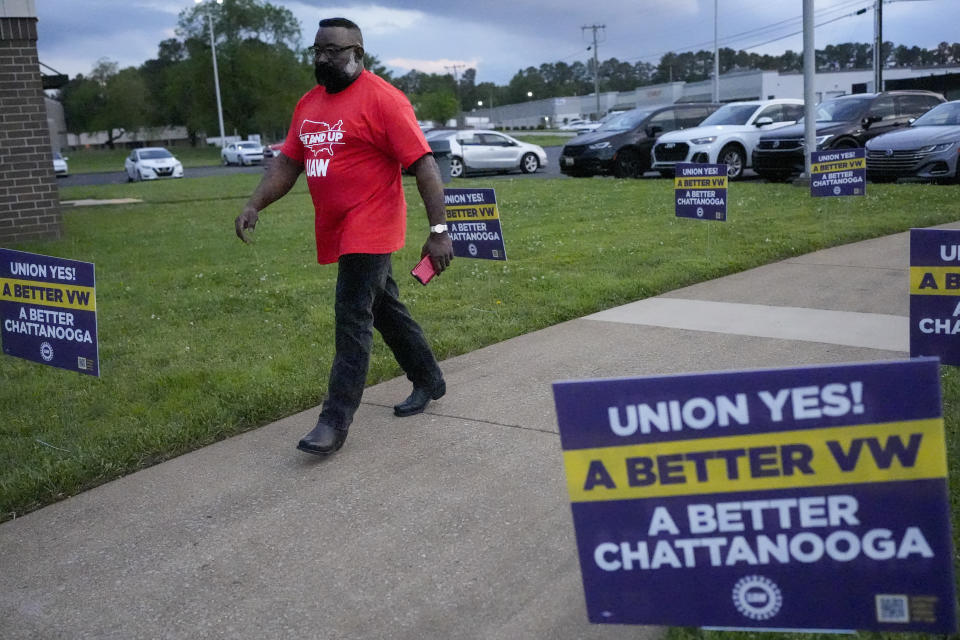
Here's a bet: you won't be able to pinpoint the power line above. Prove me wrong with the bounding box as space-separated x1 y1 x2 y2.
619 0 870 63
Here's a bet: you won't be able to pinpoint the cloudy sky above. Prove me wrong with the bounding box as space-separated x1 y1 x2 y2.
36 0 960 86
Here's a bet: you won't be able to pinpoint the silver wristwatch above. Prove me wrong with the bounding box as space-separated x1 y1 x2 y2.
429 224 448 234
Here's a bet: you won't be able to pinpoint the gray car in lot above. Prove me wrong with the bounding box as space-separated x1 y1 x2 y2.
865 100 960 183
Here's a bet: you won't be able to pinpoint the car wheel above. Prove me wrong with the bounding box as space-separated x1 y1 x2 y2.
719 144 745 180
521 153 540 174
614 148 643 178
658 169 675 179
449 156 464 178
222 156 230 166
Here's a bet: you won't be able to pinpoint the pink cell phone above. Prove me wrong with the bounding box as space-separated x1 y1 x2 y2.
411 255 437 285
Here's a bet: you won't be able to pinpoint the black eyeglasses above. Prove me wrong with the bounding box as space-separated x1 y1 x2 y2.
308 44 360 59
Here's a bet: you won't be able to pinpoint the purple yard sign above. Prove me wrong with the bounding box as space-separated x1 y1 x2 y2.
443 188 507 260
553 358 956 632
1 248 99 376
910 228 960 364
810 148 866 198
674 163 726 222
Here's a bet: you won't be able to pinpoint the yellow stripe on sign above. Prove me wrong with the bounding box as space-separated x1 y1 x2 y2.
444 204 500 221
673 176 727 189
563 418 946 503
910 266 960 296
0 277 96 311
810 158 866 174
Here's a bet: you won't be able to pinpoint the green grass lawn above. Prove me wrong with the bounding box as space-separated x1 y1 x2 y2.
62 146 224 173
510 133 575 147
5 176 960 516
4 175 959 638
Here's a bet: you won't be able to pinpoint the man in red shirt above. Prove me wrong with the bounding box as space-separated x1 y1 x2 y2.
235 17 453 455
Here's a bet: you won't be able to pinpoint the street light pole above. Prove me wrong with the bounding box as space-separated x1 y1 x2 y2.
713 0 720 102
196 0 226 148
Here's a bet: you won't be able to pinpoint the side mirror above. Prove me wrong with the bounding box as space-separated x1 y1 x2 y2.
862 115 881 128
754 117 774 127
646 125 663 137
908 117 917 125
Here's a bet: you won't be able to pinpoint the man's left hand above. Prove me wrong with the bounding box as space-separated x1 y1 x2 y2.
423 232 453 273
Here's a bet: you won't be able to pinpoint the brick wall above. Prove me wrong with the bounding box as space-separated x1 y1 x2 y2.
0 16 62 244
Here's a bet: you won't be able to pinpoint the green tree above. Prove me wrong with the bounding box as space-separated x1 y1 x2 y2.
60 59 149 148
162 0 308 142
413 91 458 124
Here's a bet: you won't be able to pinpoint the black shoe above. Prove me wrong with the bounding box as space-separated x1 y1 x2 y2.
297 419 348 455
394 380 446 417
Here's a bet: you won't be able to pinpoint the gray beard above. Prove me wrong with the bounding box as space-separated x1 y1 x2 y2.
315 58 360 93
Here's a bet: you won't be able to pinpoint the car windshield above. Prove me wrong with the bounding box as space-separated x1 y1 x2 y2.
425 129 456 140
912 101 960 127
699 104 759 126
238 142 260 149
54 152 63 160
597 108 656 132
140 149 173 159
808 97 872 122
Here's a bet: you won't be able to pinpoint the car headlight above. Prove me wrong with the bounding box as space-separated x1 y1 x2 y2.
816 134 833 149
690 136 716 145
589 141 611 150
919 141 957 153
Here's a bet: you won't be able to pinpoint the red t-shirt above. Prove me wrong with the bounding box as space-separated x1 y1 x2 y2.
281 70 430 264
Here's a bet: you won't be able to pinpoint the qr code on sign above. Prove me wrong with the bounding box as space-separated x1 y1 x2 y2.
876 594 909 623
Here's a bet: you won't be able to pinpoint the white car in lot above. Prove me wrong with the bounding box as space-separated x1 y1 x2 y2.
559 118 600 133
442 130 548 177
52 151 68 177
651 99 804 179
221 141 264 166
124 147 184 181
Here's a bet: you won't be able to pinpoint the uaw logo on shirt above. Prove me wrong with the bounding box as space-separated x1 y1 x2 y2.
299 119 345 177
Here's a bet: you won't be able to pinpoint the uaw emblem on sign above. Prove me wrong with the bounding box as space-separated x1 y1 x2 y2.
299 119 345 156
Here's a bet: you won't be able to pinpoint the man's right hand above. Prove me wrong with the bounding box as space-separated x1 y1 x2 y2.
235 207 259 243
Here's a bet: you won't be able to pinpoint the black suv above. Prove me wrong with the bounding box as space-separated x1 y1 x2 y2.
752 90 945 181
560 103 719 178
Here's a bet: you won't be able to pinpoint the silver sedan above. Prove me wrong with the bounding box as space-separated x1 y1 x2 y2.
443 130 548 178
866 100 960 183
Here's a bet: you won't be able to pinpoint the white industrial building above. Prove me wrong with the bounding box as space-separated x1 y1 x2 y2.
474 65 960 129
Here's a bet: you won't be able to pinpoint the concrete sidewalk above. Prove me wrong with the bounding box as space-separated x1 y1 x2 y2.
0 226 942 639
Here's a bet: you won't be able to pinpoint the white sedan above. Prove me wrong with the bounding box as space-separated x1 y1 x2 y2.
221 141 264 166
444 130 548 178
559 118 600 133
52 152 68 177
651 99 804 179
124 147 184 181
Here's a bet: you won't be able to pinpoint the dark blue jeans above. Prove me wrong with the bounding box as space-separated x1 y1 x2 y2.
319 253 443 429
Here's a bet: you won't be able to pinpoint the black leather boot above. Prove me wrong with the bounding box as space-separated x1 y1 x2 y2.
394 379 446 417
297 419 348 455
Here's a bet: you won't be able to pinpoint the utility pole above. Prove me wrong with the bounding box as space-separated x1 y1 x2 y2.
873 0 883 91
582 24 605 119
445 63 465 126
713 0 720 102
801 0 815 182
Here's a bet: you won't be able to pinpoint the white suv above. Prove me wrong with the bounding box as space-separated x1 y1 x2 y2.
651 99 804 179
